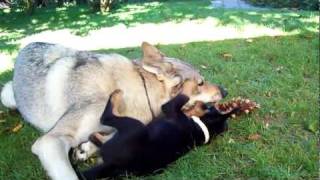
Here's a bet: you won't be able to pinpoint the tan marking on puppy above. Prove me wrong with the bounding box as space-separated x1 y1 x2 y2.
179 79 224 108
183 101 208 117
109 89 125 117
189 82 224 105
92 132 105 143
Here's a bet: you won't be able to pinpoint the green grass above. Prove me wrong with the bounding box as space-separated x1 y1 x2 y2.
0 0 319 179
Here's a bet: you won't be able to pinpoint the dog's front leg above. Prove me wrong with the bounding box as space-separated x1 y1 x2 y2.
31 103 114 180
32 134 78 180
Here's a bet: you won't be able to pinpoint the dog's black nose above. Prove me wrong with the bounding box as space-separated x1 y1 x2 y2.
218 86 228 98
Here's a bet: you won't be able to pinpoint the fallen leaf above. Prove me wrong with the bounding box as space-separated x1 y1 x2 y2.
89 157 96 164
276 66 284 73
228 138 235 143
200 64 208 69
304 35 313 39
0 111 4 118
11 123 23 133
265 91 272 97
263 115 272 129
248 133 261 141
222 53 233 60
0 119 6 123
305 119 318 133
246 39 253 43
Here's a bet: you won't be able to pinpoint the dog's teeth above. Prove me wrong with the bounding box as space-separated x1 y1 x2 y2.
245 110 250 114
245 99 250 103
256 104 261 108
231 114 236 118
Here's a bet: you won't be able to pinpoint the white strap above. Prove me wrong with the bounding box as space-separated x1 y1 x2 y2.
191 116 210 144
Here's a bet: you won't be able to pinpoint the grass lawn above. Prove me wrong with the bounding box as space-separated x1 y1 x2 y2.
0 0 319 179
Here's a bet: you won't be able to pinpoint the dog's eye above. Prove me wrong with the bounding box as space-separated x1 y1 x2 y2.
198 81 204 86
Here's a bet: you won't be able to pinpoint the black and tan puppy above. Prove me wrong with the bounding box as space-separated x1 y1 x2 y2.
82 86 235 179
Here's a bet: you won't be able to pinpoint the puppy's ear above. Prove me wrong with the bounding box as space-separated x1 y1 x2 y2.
141 42 165 63
183 101 208 117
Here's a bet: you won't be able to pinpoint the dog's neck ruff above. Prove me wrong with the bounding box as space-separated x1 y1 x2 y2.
191 116 210 144
133 60 156 119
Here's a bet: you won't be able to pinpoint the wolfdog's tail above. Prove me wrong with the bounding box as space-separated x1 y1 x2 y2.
1 81 16 109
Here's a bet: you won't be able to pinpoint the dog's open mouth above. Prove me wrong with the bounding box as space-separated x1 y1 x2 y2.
211 94 224 103
211 97 260 116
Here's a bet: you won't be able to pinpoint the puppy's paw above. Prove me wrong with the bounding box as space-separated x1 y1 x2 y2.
74 141 98 162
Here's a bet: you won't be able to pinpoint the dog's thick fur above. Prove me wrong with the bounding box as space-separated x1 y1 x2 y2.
1 42 225 180
82 89 233 179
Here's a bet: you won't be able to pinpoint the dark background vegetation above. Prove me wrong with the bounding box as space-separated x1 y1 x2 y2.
0 0 319 14
245 0 319 10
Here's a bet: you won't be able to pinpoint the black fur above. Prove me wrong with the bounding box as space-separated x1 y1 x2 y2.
82 94 237 179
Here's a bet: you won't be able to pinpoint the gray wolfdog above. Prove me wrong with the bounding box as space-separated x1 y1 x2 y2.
1 42 227 180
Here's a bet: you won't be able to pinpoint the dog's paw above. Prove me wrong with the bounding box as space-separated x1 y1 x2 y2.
74 141 98 162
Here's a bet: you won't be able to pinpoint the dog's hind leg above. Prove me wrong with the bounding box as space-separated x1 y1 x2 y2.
32 134 79 180
32 103 115 180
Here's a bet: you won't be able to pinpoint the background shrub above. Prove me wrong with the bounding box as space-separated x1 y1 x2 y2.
245 0 319 10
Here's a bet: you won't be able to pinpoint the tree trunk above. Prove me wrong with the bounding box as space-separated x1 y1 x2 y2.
57 0 64 7
0 0 11 7
25 0 35 14
100 0 114 11
76 0 86 5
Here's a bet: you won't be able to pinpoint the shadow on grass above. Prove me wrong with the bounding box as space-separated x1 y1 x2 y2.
0 0 318 53
0 70 13 86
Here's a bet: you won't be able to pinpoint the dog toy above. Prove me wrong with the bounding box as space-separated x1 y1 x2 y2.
215 97 260 118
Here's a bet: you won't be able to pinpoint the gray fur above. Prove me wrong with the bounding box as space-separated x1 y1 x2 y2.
10 42 207 180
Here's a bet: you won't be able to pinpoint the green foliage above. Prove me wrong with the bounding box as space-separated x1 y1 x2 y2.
245 0 319 10
0 0 318 54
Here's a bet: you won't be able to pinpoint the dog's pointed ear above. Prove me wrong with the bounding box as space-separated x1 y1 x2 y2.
141 42 165 63
167 75 182 89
